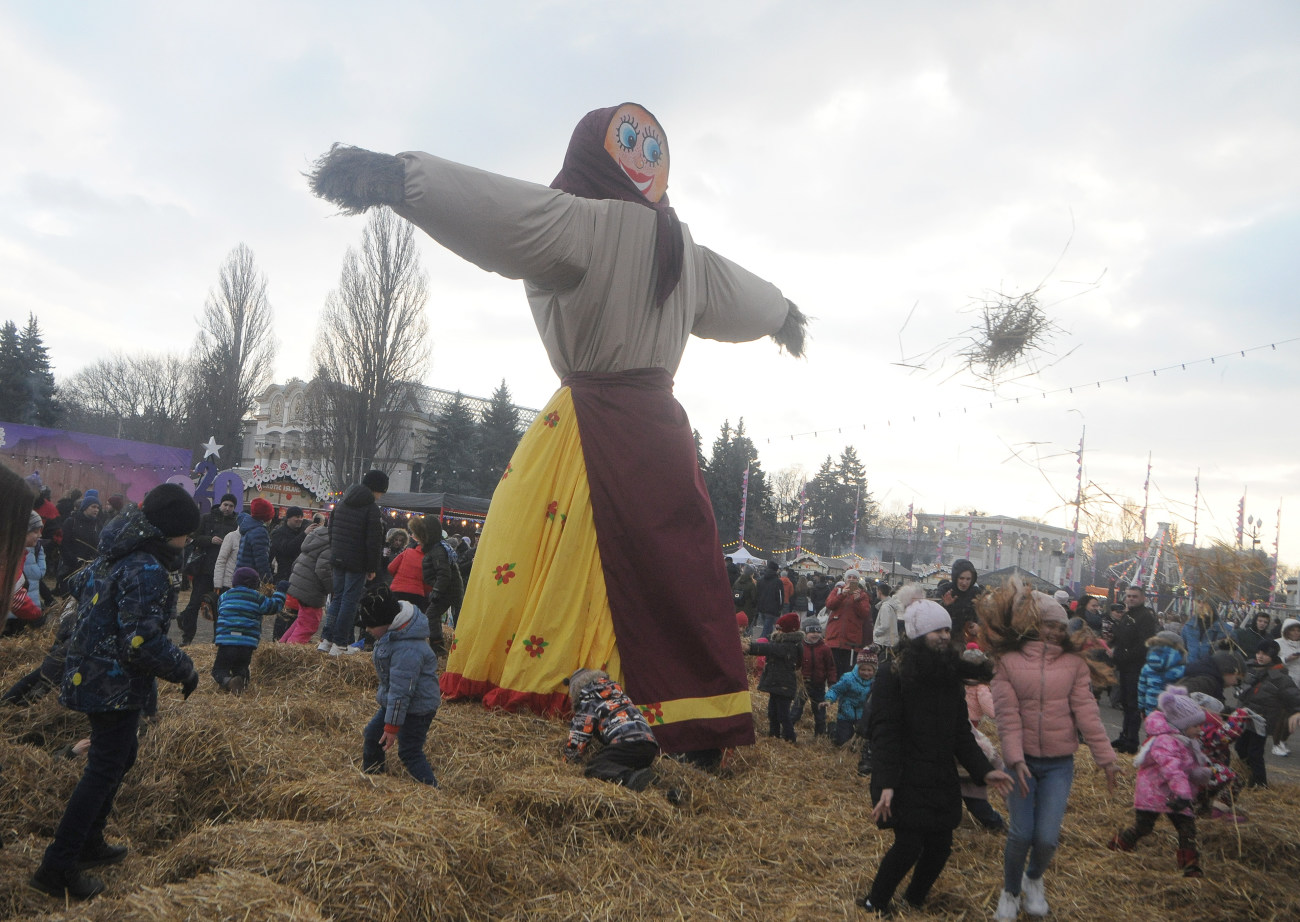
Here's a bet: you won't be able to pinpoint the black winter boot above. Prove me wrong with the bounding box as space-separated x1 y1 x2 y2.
29 864 105 900
77 838 128 870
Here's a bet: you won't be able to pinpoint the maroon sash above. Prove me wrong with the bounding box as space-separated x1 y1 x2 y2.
563 368 754 752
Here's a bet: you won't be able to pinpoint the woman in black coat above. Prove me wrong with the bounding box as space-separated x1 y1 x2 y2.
858 599 1011 915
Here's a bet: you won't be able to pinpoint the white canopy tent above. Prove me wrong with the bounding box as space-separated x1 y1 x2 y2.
726 543 769 570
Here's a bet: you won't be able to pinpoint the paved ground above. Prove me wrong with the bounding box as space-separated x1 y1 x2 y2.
1092 689 1300 782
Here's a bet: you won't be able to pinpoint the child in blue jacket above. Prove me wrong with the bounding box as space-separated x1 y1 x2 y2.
1138 631 1186 715
359 586 441 786
212 567 284 694
826 647 877 747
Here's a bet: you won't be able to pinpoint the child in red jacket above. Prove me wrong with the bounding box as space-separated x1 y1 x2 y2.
790 614 837 738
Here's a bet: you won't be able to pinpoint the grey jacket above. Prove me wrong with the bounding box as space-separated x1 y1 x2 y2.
287 527 332 608
373 605 441 727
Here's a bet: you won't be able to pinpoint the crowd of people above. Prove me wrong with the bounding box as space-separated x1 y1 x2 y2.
5 464 1300 912
726 554 1300 916
0 466 487 900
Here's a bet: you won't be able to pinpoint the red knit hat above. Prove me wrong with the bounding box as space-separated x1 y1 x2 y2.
776 613 801 633
735 611 749 629
250 498 274 522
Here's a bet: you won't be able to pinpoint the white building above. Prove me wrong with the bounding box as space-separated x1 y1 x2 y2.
239 380 538 497
853 512 1083 587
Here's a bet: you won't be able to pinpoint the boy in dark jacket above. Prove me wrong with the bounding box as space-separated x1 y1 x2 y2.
745 612 804 742
359 586 441 786
320 470 387 655
1233 639 1300 787
563 668 659 790
31 484 202 902
212 567 285 694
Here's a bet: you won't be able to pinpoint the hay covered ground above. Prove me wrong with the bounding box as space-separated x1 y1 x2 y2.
2 631 1299 922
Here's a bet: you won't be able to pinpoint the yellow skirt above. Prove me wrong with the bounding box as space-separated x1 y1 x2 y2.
441 387 621 715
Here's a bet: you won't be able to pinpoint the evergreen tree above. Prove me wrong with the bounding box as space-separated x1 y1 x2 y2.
19 314 61 425
801 447 874 556
832 445 873 551
701 419 775 546
0 321 23 418
476 379 522 496
421 393 480 494
804 455 838 555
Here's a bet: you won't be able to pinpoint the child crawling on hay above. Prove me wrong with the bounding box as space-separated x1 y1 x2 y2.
358 585 441 786
563 669 660 791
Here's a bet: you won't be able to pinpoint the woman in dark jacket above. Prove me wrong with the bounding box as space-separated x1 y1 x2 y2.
940 558 981 646
858 597 1011 915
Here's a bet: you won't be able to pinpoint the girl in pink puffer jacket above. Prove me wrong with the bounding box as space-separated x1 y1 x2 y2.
1108 686 1213 877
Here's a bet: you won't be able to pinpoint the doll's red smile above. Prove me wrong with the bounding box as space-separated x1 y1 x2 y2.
620 164 655 192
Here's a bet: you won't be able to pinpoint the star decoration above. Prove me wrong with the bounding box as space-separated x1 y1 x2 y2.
201 436 223 459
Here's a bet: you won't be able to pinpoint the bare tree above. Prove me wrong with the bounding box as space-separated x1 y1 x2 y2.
768 465 809 540
309 209 429 488
62 352 193 444
188 243 275 454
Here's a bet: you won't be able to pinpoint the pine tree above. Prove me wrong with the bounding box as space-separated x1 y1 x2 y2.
804 455 838 554
476 379 522 496
701 419 774 546
0 321 23 418
19 314 61 425
832 445 873 550
421 393 481 494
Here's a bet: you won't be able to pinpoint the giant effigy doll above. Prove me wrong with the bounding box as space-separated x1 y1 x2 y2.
309 103 805 753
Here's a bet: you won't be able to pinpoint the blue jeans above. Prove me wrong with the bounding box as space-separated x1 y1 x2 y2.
1003 754 1075 893
757 612 778 640
322 570 368 646
362 708 437 785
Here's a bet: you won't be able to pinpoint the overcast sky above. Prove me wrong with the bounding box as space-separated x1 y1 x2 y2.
3 1 1298 570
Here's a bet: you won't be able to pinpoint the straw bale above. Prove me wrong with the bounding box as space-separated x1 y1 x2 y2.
149 813 526 922
34 869 328 922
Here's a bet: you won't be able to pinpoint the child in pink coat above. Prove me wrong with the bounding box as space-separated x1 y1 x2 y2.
1109 686 1213 877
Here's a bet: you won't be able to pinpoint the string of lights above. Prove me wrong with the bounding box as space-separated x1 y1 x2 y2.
755 335 1300 444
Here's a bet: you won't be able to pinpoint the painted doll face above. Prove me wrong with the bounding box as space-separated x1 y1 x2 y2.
603 103 669 203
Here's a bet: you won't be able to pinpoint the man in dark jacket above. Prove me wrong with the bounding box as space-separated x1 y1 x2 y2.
30 484 202 902
177 493 239 645
320 470 388 654
269 505 307 581
1109 585 1159 753
859 598 1011 914
58 495 103 593
754 560 785 640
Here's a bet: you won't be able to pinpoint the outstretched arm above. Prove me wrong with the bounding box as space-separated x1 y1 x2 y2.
690 245 807 357
308 146 594 290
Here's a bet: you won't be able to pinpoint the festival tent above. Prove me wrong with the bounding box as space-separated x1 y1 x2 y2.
726 543 769 570
378 491 491 526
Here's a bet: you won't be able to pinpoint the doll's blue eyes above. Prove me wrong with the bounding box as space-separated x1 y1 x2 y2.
618 122 638 151
642 137 661 164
